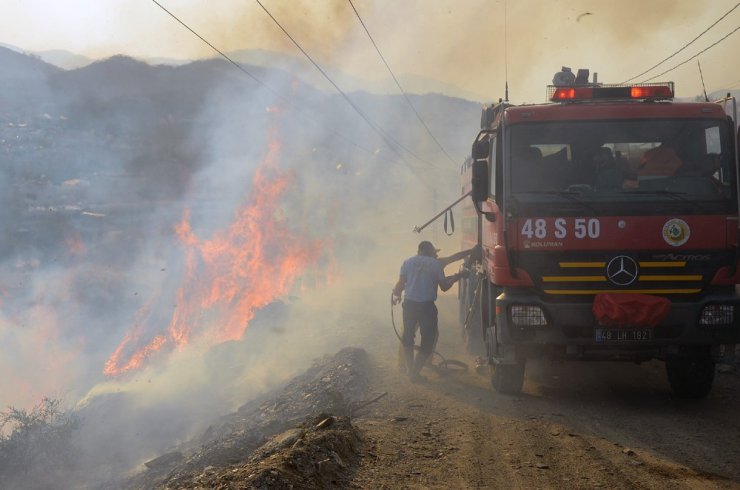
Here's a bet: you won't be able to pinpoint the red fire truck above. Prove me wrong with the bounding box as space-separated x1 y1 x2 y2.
460 68 740 397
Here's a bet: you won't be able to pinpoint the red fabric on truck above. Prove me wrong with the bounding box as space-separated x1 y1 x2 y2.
592 293 671 327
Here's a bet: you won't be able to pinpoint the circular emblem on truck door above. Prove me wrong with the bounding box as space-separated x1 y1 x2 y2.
662 218 690 247
606 255 639 286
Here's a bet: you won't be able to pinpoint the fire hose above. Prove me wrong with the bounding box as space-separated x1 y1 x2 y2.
390 292 469 375
460 270 485 341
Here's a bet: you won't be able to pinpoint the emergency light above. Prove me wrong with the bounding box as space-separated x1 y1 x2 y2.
548 82 674 102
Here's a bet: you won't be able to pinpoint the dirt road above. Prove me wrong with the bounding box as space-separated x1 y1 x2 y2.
349 296 740 489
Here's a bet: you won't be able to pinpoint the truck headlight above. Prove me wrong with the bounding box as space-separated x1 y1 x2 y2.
699 305 734 327
510 305 548 327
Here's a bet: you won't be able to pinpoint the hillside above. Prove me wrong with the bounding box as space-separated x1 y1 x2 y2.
0 48 481 259
0 47 481 487
3 47 740 489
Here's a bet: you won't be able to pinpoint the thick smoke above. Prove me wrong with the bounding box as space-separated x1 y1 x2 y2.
0 42 479 487
4 1 738 103
10 0 738 100
14 1 736 486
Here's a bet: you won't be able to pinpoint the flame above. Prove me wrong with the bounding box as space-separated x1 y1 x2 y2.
102 302 160 376
104 113 328 375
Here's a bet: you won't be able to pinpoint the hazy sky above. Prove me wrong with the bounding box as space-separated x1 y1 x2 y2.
2 0 740 102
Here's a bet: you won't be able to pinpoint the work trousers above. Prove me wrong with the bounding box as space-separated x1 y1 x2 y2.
401 300 438 372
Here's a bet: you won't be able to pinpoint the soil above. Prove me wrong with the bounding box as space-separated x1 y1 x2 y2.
349 296 740 489
135 295 740 489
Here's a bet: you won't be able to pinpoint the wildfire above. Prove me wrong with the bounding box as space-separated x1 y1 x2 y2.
104 114 327 376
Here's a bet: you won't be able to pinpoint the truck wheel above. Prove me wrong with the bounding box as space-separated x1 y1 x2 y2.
490 360 525 394
665 357 715 399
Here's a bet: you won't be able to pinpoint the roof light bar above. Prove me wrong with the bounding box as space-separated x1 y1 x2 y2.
552 87 593 100
630 85 674 98
548 82 674 102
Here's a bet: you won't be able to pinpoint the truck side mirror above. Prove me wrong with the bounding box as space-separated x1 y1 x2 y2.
471 160 489 202
472 139 490 160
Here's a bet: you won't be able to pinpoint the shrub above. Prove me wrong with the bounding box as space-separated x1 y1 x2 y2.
0 398 79 489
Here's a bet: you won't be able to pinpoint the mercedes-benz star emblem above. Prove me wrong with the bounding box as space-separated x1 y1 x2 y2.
606 256 639 286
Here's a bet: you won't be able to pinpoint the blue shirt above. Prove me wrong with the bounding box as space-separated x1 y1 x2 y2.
400 255 446 302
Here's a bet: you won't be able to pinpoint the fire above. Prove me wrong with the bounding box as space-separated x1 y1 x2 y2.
103 302 158 376
104 113 328 376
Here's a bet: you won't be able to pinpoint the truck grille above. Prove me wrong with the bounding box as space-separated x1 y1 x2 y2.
541 260 701 295
515 252 730 298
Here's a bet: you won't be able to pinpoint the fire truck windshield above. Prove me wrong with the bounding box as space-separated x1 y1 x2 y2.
508 119 736 212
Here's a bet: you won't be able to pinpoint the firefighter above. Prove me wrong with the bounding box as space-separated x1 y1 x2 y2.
639 142 683 176
392 241 472 382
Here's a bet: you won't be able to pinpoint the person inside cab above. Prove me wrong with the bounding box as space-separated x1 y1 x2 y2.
513 145 549 192
638 141 683 177
593 146 625 190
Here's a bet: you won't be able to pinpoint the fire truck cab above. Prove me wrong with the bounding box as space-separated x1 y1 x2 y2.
460 68 740 397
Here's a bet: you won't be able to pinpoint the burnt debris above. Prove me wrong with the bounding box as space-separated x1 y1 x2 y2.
124 347 370 489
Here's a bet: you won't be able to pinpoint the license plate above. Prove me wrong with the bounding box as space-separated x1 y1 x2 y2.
595 328 652 342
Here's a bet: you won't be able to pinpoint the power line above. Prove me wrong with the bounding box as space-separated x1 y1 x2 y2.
149 0 377 157
642 25 740 82
253 0 439 170
725 78 740 89
623 2 740 83
151 0 440 191
347 0 457 166
151 0 261 84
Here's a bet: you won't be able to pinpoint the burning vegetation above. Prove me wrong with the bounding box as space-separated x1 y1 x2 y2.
0 45 477 487
103 112 326 376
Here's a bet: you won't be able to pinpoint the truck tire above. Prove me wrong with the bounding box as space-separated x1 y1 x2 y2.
665 357 715 399
490 360 525 394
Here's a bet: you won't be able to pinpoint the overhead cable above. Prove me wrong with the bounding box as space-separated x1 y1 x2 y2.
623 2 740 83
150 0 376 156
253 0 439 171
642 25 740 82
347 0 457 166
